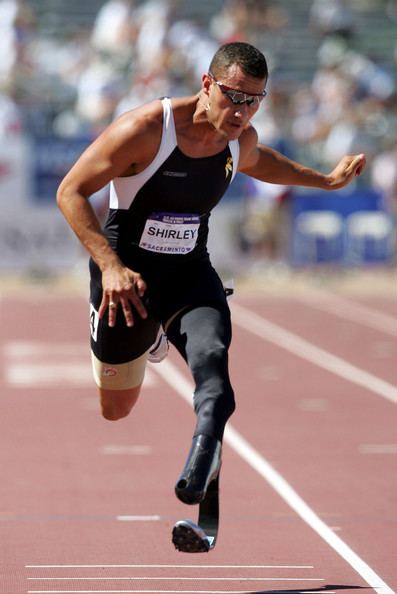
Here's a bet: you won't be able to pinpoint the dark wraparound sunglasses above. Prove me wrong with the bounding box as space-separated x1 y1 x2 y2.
208 71 267 106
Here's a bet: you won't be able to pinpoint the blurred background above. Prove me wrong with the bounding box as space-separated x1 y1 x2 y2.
0 0 396 285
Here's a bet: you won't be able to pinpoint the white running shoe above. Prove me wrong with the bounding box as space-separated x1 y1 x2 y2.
148 331 169 363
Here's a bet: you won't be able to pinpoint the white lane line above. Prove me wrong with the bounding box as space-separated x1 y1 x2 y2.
359 444 397 454
3 341 88 357
3 341 156 388
116 515 160 522
28 577 323 581
26 564 312 569
298 398 328 412
100 445 152 456
153 359 396 594
299 291 397 337
6 363 156 388
27 591 319 594
231 302 397 405
5 363 93 386
27 588 328 594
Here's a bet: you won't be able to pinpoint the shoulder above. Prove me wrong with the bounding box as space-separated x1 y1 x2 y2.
168 95 200 129
237 125 260 171
89 99 165 171
106 99 164 146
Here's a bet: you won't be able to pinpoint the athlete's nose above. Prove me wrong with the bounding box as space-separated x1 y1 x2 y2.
233 104 249 118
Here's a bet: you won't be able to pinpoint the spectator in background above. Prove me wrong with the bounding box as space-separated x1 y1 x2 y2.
239 179 291 265
290 30 396 171
309 0 355 40
210 0 288 45
0 0 36 86
73 55 127 134
0 83 22 137
1 0 396 273
134 0 179 71
91 0 137 61
371 144 397 220
167 18 218 83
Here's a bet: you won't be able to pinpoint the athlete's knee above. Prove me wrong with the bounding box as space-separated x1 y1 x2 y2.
100 387 141 421
191 341 229 377
194 373 235 420
224 384 236 417
213 381 236 419
101 403 131 421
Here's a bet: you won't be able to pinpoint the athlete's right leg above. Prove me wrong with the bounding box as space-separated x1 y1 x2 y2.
100 388 141 421
91 351 148 421
89 259 160 421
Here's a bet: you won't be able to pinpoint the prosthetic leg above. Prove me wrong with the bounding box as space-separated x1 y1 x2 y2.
172 434 221 553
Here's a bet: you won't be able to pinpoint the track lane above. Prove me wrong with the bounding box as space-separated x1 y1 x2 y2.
227 297 397 590
234 296 397 387
1 291 396 593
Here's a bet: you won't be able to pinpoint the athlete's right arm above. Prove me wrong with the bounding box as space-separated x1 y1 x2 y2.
56 102 162 327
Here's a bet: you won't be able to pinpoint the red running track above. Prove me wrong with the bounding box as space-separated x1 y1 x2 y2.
1 284 396 594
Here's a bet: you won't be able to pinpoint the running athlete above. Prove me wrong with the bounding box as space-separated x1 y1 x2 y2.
57 42 366 552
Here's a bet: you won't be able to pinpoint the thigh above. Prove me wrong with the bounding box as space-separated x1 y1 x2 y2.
91 350 148 391
148 259 228 328
89 270 160 365
167 302 232 364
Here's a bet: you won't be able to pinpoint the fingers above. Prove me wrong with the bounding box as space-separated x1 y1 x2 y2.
98 293 111 321
331 153 366 188
128 289 148 320
99 276 148 328
353 153 366 176
345 153 365 176
136 276 146 297
119 284 148 326
98 295 120 327
107 299 119 327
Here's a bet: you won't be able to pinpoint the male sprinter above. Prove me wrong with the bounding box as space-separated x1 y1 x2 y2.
57 42 366 552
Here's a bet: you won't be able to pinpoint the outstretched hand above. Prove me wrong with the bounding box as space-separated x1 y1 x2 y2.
98 263 148 327
326 153 366 190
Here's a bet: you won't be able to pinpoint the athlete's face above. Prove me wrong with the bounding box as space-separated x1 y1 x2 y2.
203 64 267 140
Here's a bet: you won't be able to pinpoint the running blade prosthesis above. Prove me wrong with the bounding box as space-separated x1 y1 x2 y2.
172 473 220 552
172 435 221 553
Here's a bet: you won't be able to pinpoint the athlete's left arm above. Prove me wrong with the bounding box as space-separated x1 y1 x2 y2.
238 127 366 190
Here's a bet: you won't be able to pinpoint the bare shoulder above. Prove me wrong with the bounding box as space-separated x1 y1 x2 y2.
116 99 164 134
169 95 196 113
100 99 164 161
168 95 200 129
237 125 260 171
59 99 169 195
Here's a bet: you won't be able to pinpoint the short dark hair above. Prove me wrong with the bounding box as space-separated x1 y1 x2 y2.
209 42 268 81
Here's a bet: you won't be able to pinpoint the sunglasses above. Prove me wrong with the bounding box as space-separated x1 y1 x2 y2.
208 71 267 107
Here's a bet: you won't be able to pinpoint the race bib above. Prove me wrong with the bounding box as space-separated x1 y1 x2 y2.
89 303 99 342
139 212 200 254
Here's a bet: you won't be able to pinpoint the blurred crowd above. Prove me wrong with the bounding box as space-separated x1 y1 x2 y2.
1 0 396 262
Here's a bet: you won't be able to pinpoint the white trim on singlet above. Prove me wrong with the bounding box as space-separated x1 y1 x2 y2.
109 98 177 210
109 97 240 210
229 138 240 183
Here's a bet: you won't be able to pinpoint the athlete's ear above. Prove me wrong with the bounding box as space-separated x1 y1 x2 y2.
202 72 212 96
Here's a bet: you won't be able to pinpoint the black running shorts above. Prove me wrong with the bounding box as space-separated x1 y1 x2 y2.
89 256 229 365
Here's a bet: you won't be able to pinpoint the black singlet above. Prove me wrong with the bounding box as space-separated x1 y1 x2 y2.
90 97 240 363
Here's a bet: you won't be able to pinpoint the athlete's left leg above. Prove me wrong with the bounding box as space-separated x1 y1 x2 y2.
167 303 235 504
167 302 233 551
167 303 235 440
